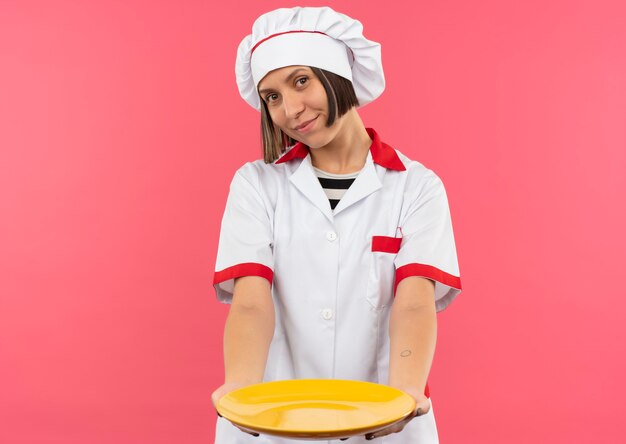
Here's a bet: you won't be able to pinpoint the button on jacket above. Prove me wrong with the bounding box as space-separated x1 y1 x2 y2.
213 128 462 443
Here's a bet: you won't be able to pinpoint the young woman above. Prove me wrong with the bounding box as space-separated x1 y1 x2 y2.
211 6 462 443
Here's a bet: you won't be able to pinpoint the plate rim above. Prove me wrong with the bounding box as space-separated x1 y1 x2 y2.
216 379 417 438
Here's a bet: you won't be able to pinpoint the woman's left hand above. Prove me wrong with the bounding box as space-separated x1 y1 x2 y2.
363 386 430 441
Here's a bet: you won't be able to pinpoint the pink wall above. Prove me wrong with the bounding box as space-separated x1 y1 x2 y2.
1 0 625 442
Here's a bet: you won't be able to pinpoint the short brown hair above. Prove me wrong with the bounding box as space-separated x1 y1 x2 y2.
259 67 359 163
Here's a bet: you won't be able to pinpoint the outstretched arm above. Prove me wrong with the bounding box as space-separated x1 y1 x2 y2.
388 276 437 394
212 276 275 405
366 276 437 440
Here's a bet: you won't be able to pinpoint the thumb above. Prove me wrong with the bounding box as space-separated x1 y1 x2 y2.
414 398 431 416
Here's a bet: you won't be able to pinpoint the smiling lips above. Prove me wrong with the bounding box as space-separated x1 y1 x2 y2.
294 116 318 133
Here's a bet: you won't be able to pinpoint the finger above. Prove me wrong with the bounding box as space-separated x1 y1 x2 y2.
235 426 259 437
366 400 427 441
414 399 431 416
417 406 429 416
366 428 396 441
211 393 223 408
229 421 260 437
365 419 408 440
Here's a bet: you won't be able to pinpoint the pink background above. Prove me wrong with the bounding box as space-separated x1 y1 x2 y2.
1 0 625 442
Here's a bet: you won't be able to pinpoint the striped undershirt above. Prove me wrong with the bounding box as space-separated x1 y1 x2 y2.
313 166 362 210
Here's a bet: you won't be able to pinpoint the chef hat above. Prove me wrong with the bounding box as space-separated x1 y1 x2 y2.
235 6 385 111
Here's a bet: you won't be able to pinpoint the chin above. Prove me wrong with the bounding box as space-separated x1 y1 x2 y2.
303 129 337 149
300 134 329 149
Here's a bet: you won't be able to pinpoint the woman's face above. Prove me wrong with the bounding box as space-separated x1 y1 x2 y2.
258 65 339 148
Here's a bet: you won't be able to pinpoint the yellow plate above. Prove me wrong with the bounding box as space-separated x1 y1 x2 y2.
216 379 416 439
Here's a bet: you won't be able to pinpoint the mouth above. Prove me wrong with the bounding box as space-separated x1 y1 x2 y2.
293 116 319 133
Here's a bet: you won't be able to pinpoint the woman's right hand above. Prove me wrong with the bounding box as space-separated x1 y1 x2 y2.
212 381 261 438
211 381 249 408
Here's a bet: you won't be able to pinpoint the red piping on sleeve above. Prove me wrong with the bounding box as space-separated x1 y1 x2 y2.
213 263 274 286
395 263 462 293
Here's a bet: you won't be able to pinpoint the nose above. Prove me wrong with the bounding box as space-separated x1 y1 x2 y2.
282 90 305 119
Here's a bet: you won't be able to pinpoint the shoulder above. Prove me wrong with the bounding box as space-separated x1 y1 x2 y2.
232 158 290 187
393 148 446 198
229 158 293 208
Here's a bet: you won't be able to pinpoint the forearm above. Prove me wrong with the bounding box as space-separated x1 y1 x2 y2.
388 277 437 393
223 277 275 384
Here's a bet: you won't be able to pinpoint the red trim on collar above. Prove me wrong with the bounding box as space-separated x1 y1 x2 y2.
275 141 309 164
275 128 406 171
366 128 406 171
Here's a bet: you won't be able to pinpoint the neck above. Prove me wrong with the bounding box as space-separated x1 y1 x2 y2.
309 109 372 174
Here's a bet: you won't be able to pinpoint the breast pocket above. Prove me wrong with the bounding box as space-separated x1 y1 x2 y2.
366 235 402 309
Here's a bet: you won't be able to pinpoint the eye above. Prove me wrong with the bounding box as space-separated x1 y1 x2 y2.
265 93 278 103
296 76 308 86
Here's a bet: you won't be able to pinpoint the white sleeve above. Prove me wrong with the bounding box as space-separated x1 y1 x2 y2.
394 172 462 312
212 167 274 304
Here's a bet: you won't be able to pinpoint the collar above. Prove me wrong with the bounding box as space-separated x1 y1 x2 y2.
275 127 406 171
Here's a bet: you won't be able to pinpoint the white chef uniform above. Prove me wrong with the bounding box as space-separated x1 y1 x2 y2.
213 127 462 443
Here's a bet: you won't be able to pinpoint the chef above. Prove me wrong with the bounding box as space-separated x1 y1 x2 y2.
211 6 462 443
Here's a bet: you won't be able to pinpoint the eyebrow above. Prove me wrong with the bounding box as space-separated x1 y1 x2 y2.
258 68 309 95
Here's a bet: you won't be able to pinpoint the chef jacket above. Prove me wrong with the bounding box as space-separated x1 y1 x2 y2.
213 128 462 443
